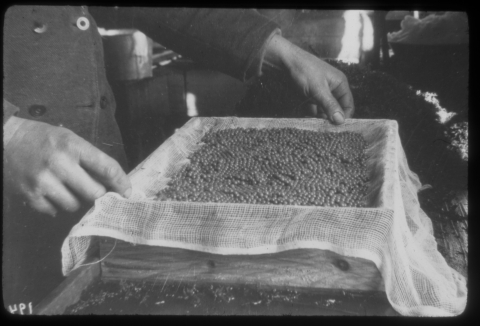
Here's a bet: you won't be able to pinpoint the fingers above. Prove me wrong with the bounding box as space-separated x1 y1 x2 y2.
27 175 80 214
44 150 107 203
29 196 57 217
45 180 81 212
274 39 355 123
61 164 107 203
31 172 81 212
331 80 355 119
312 78 355 124
77 141 132 198
23 160 107 215
312 87 346 125
4 120 131 218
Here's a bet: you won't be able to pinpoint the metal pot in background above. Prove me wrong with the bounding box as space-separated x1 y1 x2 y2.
101 29 153 81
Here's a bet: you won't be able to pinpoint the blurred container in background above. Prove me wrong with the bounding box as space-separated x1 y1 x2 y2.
100 29 153 81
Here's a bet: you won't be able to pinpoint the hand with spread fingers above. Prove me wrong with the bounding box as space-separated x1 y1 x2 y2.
263 34 355 124
3 117 132 216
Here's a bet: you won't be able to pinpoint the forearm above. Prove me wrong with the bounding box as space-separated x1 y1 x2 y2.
89 7 280 81
262 34 320 77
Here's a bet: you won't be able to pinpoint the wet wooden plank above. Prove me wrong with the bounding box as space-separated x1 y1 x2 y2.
100 237 385 292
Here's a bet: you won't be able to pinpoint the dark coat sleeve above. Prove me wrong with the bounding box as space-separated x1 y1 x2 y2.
88 7 280 81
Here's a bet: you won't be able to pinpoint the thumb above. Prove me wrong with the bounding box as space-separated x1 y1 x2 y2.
313 88 345 125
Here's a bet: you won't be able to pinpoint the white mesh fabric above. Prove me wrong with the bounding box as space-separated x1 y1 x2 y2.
61 118 466 316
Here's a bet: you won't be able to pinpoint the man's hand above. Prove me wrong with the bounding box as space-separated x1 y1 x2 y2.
4 117 132 216
263 34 354 123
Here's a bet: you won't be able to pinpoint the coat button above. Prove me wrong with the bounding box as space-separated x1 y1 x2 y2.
100 96 108 109
76 17 90 31
28 105 47 117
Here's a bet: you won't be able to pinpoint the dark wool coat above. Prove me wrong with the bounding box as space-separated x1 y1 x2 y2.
3 5 279 307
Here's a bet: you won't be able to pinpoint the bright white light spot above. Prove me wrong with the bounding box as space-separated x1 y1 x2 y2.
379 48 395 59
97 28 137 36
337 10 374 63
159 60 172 66
338 11 361 63
186 92 198 117
416 90 456 124
414 11 420 19
361 12 374 51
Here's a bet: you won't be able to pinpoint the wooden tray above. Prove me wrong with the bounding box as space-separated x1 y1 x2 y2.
100 237 385 292
96 118 395 294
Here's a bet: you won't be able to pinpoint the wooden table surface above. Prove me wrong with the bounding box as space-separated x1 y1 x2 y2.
35 262 399 316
